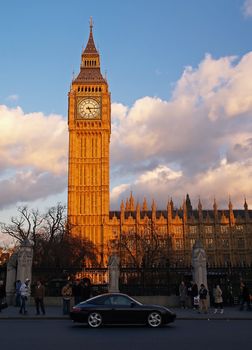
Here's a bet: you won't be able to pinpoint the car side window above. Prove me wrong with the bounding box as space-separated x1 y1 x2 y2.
109 296 132 306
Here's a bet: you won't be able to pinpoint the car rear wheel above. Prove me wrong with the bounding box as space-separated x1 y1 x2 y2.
87 312 102 328
147 312 162 328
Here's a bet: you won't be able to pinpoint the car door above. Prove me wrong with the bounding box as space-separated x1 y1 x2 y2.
106 295 143 325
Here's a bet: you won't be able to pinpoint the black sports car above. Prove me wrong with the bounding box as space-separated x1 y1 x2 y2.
70 293 176 328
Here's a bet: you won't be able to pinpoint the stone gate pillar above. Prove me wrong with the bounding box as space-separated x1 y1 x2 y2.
108 254 120 293
6 252 18 305
108 235 120 293
16 239 33 284
192 240 208 290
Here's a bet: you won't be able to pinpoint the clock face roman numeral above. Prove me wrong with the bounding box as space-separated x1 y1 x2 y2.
78 98 100 119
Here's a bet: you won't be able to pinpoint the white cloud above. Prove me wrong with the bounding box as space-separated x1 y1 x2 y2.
243 0 252 17
0 105 68 208
1 51 252 213
110 51 252 210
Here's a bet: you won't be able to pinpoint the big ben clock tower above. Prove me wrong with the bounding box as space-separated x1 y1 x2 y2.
68 19 111 261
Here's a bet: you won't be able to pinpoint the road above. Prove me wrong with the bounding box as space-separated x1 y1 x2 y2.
1 319 252 350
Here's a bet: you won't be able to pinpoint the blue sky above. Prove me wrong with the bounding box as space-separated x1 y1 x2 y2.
0 0 252 239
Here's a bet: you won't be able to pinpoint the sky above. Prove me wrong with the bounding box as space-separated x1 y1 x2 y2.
0 0 252 240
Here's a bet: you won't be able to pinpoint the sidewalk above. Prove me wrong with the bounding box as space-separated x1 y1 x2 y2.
0 305 252 320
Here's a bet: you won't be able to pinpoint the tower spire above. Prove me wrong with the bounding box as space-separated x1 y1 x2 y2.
90 16 93 31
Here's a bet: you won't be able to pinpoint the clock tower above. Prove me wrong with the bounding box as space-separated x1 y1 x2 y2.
67 19 111 261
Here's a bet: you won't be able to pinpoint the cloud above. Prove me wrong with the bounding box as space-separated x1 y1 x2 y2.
110 52 252 209
1 51 252 213
0 105 68 208
243 0 252 17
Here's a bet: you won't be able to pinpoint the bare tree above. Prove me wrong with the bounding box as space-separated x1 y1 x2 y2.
119 222 171 269
0 203 98 269
0 206 43 245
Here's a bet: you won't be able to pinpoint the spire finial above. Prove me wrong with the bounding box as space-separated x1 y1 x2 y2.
89 16 93 31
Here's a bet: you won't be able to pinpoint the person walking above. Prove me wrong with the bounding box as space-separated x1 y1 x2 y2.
213 284 224 314
61 281 72 315
19 279 30 314
199 283 208 314
179 281 187 309
34 280 46 315
239 282 251 311
0 280 6 313
15 280 22 307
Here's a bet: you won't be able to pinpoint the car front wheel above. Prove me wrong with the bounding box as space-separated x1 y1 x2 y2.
87 312 102 328
147 312 162 328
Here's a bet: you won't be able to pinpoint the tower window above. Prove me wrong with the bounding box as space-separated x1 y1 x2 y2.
88 87 91 92
92 87 94 92
95 87 98 92
99 87 102 92
81 87 83 92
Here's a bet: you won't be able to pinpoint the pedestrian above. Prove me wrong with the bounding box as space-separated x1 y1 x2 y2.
19 278 30 315
239 282 251 311
80 279 91 302
191 282 199 310
179 281 187 309
213 284 224 314
61 281 72 315
0 280 6 313
15 280 22 307
72 279 81 305
199 283 208 314
34 280 46 315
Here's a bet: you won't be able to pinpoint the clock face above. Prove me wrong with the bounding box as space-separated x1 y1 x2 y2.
78 98 100 119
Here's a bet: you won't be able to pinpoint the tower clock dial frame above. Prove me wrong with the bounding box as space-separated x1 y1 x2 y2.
77 97 101 119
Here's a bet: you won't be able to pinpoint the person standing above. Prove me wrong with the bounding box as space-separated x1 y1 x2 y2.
0 280 6 313
80 279 91 302
213 284 224 314
19 279 30 315
72 279 81 305
179 281 187 309
191 282 199 310
199 283 208 314
61 281 72 315
34 280 46 315
240 282 251 311
15 280 22 307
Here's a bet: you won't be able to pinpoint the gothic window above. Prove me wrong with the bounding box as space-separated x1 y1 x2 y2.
205 226 213 234
189 226 197 234
173 226 183 234
221 225 229 234
236 225 244 232
205 238 214 248
222 239 229 248
99 87 102 92
189 239 195 248
175 239 183 250
237 238 245 249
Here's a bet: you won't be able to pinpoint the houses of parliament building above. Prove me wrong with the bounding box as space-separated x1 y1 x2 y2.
67 20 252 270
